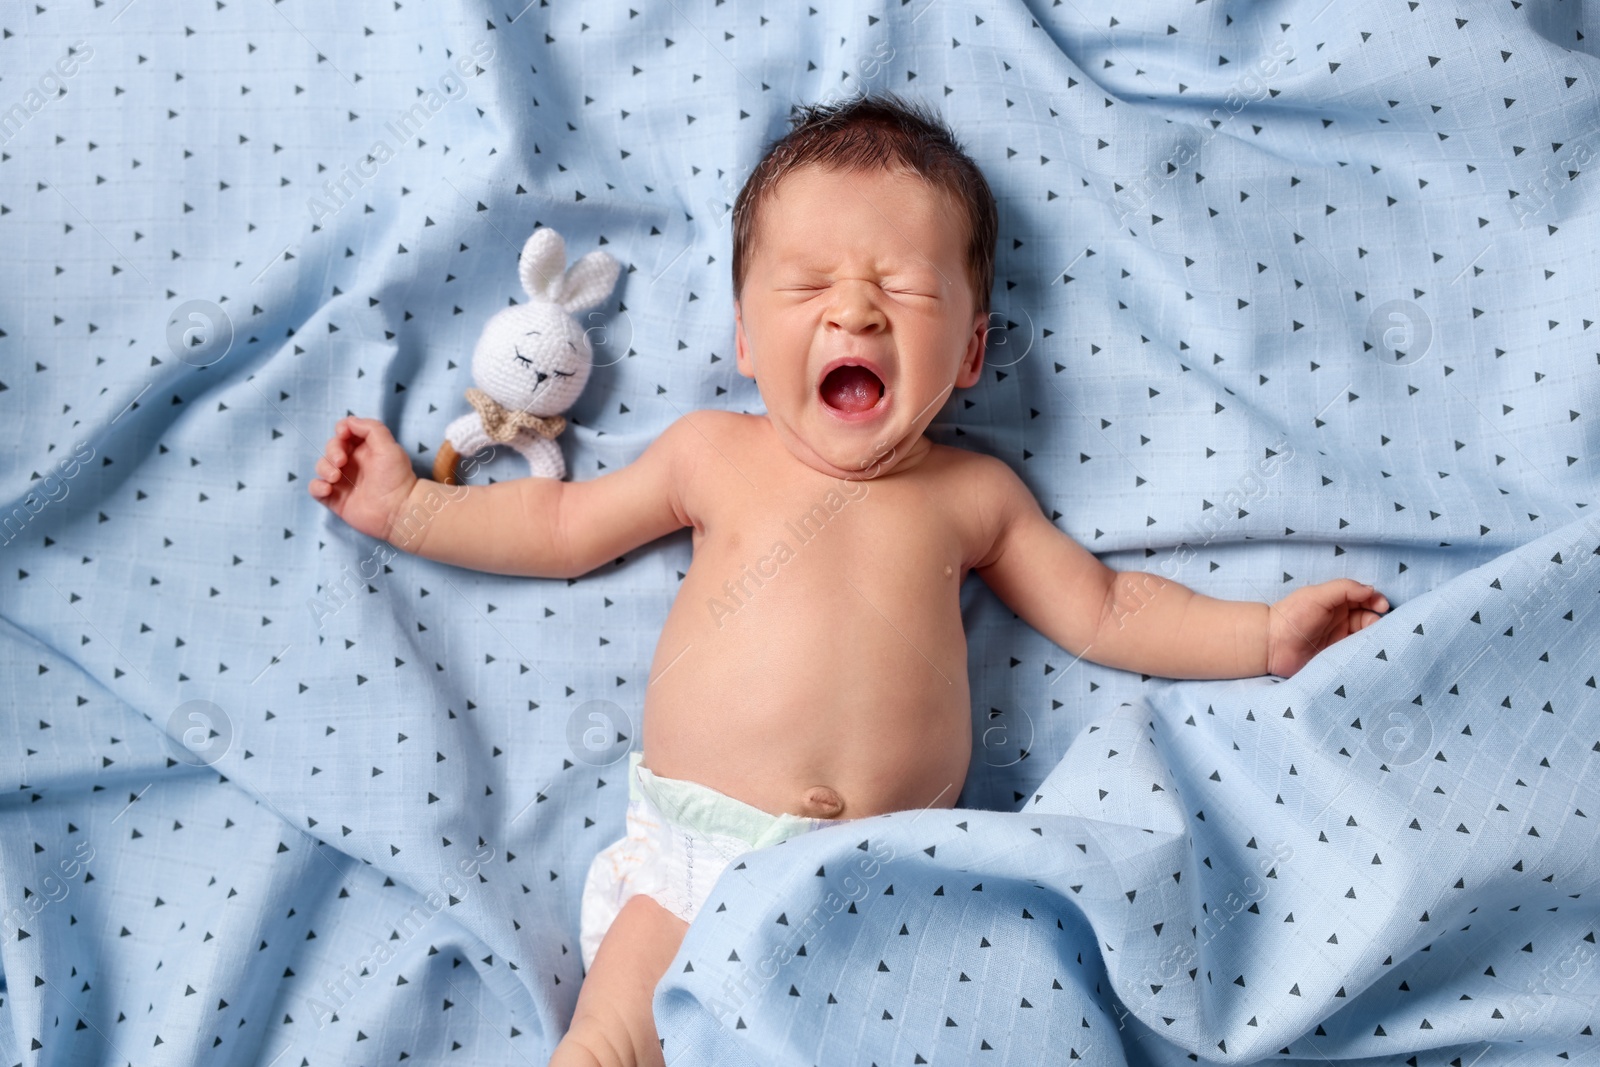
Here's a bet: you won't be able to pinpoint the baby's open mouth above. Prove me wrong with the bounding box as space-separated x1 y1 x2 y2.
819 364 885 414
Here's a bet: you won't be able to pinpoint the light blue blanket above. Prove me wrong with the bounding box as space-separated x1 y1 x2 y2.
2 1 1596 1065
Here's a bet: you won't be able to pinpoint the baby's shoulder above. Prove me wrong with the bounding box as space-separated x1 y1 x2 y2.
685 407 761 432
914 443 1032 566
656 408 765 477
920 440 1022 491
665 408 762 452
656 407 757 441
919 442 1037 521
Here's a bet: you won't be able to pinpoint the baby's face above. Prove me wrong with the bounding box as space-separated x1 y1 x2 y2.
734 164 987 479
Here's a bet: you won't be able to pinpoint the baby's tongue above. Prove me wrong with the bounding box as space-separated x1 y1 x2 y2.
821 365 883 413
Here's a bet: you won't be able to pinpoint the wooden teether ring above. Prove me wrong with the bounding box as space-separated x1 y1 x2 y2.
432 440 461 486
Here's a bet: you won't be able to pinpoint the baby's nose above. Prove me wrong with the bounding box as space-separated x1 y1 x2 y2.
826 282 887 333
535 370 548 383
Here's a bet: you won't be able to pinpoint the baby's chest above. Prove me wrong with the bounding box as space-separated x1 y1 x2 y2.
690 479 970 587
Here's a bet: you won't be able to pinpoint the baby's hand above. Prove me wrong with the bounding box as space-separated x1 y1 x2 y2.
1266 579 1390 677
308 416 419 542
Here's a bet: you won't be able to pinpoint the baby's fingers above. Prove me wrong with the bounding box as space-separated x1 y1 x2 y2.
338 416 395 448
1309 578 1367 607
329 417 390 465
1353 582 1390 614
1330 579 1388 612
308 467 345 499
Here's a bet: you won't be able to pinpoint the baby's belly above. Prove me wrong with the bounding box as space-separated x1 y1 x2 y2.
639 562 973 821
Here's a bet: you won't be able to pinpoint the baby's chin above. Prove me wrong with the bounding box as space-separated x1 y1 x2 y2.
768 410 913 481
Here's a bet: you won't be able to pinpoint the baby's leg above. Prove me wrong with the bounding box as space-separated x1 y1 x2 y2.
552 894 690 1067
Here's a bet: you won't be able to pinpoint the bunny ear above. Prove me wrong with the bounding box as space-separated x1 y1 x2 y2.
518 228 568 301
555 250 621 314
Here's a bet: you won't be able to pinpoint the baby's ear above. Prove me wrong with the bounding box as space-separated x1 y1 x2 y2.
733 301 755 379
954 309 986 388
517 228 568 301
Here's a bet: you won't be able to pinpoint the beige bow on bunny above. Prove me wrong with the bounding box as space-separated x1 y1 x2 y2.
465 388 567 443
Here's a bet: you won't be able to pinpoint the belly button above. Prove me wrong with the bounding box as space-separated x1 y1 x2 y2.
799 785 845 819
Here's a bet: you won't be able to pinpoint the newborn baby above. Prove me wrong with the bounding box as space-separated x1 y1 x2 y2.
309 93 1390 1067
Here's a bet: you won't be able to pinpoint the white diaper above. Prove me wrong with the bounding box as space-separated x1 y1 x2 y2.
578 750 840 972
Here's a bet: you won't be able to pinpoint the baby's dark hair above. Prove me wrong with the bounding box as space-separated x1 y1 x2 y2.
731 92 998 317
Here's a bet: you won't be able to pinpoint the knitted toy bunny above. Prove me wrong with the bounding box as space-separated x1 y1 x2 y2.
433 226 620 484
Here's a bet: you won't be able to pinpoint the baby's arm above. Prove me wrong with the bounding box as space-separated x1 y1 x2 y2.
309 416 692 578
969 456 1388 679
